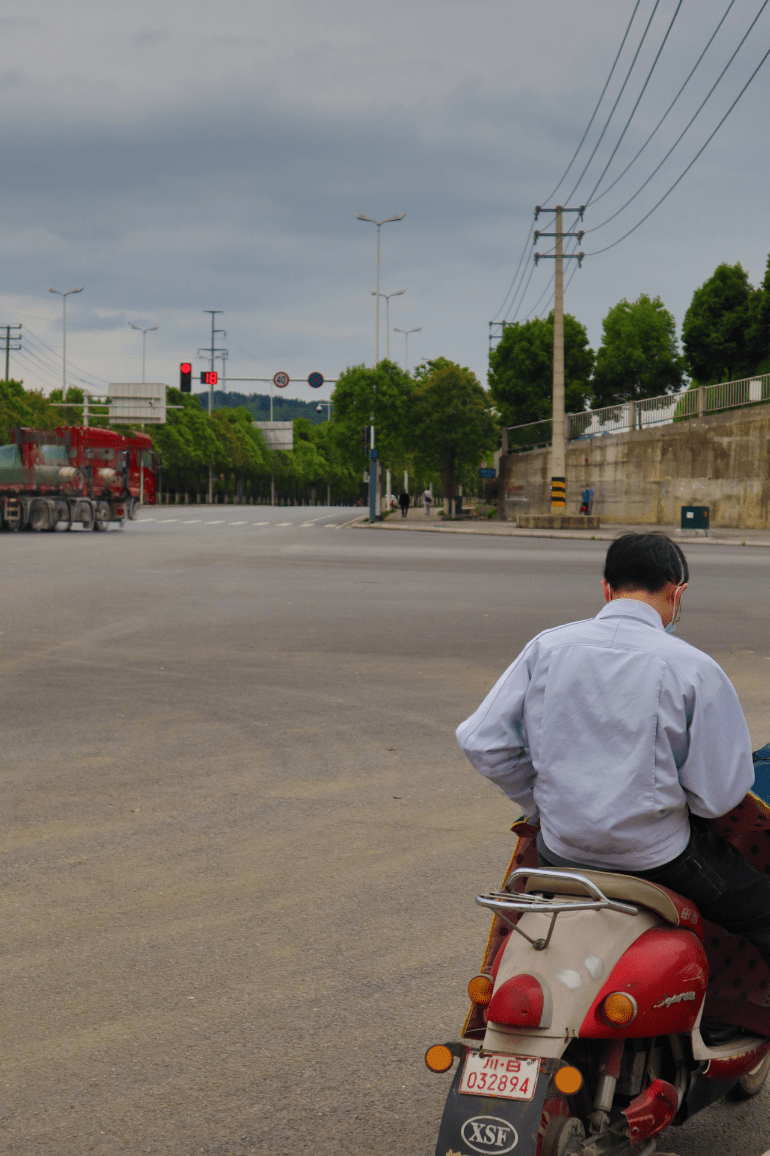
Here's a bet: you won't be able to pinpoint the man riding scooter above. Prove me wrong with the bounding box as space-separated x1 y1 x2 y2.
456 532 770 966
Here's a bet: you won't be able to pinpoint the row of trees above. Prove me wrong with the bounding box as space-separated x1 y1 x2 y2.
490 255 770 427
1 357 499 507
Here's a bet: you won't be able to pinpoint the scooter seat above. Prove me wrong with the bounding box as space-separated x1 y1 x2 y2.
524 869 703 939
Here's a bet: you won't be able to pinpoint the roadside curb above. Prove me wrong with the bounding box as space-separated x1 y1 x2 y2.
349 519 770 548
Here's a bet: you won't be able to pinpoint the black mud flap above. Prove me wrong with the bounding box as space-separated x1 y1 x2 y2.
434 1060 551 1156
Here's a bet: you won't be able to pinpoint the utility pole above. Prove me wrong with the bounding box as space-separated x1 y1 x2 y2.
2 324 22 380
534 206 585 512
199 310 226 504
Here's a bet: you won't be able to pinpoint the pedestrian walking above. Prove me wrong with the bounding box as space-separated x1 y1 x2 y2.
580 485 594 515
423 488 432 517
399 490 410 518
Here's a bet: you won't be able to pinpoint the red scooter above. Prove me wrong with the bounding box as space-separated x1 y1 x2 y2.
426 796 770 1156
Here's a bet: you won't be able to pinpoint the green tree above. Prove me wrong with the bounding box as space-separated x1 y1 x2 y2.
412 360 497 502
488 312 594 428
331 360 415 468
745 254 770 375
592 294 684 408
682 263 755 384
0 379 63 438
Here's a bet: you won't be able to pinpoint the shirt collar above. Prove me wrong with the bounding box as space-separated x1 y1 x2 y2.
596 599 664 630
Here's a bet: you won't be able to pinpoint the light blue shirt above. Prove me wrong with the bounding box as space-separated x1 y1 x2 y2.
456 599 754 870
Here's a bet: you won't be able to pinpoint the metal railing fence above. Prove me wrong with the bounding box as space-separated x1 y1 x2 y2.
506 373 770 450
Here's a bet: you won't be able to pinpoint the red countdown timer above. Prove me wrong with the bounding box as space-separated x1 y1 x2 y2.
200 371 218 385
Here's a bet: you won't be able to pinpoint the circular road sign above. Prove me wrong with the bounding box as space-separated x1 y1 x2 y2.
308 372 324 389
273 371 290 388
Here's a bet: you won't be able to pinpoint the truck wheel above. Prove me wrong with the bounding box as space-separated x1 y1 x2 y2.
53 500 71 531
729 1050 770 1099
75 501 94 531
29 500 51 532
93 502 110 532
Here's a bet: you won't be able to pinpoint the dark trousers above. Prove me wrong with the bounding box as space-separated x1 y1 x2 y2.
539 822 770 967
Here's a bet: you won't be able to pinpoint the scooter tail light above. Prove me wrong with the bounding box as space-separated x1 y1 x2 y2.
468 974 494 1007
487 973 553 1029
602 992 637 1026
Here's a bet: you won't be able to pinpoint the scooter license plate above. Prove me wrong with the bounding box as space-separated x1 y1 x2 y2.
458 1052 540 1100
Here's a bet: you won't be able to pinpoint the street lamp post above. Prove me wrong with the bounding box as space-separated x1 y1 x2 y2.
128 322 159 384
370 289 405 360
355 214 405 366
394 326 422 373
48 286 84 401
356 213 405 525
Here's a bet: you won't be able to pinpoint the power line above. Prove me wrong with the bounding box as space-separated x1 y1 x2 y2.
24 328 109 387
584 0 684 205
509 238 559 322
587 0 770 237
492 1 643 327
589 0 739 207
492 225 534 322
541 0 643 204
564 0 662 204
587 38 770 255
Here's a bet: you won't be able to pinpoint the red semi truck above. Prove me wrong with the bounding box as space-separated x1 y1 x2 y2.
0 425 156 531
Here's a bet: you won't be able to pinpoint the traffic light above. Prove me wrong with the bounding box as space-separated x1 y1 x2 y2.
200 371 218 386
180 362 192 392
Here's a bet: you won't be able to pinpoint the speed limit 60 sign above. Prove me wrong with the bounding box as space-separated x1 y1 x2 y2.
273 371 290 388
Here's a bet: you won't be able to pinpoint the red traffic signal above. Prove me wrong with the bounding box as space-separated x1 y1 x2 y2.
200 371 218 385
180 362 192 393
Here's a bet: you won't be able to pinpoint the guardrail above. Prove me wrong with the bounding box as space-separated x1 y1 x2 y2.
506 373 770 451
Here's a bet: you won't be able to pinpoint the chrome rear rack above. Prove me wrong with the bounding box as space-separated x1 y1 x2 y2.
476 868 639 951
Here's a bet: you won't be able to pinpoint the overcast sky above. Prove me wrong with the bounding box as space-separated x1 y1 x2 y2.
1 0 768 405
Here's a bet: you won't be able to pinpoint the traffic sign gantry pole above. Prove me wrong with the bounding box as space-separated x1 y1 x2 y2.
533 204 585 512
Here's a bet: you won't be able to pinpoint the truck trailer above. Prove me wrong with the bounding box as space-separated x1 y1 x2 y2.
0 425 156 531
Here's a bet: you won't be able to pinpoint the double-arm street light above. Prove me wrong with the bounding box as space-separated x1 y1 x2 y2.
356 213 405 365
371 289 405 360
48 286 84 399
128 322 159 384
394 326 422 373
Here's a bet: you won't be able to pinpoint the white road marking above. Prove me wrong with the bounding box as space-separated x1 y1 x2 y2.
156 518 179 522
228 521 247 525
252 521 269 525
181 519 201 523
276 522 293 526
206 520 224 524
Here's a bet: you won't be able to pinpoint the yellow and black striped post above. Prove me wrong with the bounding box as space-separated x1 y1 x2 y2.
550 476 566 510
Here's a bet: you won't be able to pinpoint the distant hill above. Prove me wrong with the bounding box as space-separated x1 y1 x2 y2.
194 391 330 425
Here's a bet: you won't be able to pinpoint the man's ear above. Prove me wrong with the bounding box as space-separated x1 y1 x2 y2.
601 579 612 604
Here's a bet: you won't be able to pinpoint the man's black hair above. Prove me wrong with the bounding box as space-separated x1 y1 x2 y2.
604 533 689 593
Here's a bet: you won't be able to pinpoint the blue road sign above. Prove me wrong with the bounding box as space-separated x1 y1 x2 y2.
308 372 324 388
479 467 496 478
370 448 379 460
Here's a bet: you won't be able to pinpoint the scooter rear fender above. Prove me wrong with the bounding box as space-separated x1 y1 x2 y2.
483 905 659 1057
434 1051 554 1156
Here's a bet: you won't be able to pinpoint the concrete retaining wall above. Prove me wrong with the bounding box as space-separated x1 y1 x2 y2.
502 404 770 528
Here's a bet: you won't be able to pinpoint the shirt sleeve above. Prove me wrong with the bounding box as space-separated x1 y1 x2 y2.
456 644 538 821
672 656 755 818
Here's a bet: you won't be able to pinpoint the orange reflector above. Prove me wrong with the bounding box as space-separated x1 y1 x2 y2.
467 974 494 1007
425 1044 454 1073
554 1065 583 1095
603 992 637 1026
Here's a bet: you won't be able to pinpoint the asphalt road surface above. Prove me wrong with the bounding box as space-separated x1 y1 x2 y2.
2 507 770 1156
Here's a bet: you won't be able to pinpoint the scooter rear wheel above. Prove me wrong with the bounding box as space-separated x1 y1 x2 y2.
728 1050 770 1100
541 1115 585 1156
